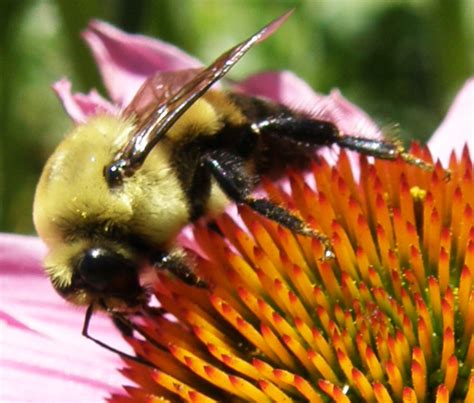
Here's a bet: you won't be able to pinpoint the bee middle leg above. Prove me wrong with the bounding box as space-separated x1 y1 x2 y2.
202 150 333 254
153 249 207 288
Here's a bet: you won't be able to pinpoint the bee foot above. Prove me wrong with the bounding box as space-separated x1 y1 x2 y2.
443 168 452 182
303 228 335 261
195 278 209 288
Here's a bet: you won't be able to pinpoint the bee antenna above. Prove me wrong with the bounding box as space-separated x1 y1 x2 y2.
82 303 154 368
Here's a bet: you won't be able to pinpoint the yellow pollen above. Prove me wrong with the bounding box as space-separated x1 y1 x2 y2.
410 185 427 201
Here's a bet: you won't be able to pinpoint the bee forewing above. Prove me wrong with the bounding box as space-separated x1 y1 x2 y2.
124 69 202 125
114 10 293 172
254 9 293 43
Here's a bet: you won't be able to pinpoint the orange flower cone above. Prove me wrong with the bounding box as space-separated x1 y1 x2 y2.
112 145 473 402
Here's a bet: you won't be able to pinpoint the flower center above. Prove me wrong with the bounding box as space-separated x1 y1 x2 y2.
114 146 473 402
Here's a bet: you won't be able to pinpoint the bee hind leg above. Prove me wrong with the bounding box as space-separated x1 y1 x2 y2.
336 134 438 171
203 151 334 258
251 114 439 175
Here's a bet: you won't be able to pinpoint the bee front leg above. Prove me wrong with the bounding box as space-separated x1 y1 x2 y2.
153 249 208 288
203 151 334 257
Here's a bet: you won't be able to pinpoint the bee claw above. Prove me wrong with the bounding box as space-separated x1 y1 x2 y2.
196 278 209 288
443 169 452 182
304 228 335 261
322 247 336 261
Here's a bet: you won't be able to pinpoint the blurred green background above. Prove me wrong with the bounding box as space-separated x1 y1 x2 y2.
1 0 473 234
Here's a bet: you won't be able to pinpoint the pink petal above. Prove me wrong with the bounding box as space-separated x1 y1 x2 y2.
237 71 380 180
83 20 202 106
0 234 129 402
323 90 381 139
236 70 323 112
53 79 118 124
429 78 474 165
0 233 46 275
236 71 381 138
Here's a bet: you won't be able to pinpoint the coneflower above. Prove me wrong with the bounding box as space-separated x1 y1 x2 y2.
111 142 472 402
0 19 471 403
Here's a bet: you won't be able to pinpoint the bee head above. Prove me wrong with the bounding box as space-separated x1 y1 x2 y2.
45 242 147 311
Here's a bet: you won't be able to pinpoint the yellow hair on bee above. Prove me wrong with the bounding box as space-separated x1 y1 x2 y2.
34 115 189 251
204 90 247 126
165 91 246 141
34 116 133 246
44 241 87 287
166 97 222 141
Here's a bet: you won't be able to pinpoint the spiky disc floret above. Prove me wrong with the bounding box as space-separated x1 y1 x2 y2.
112 145 473 403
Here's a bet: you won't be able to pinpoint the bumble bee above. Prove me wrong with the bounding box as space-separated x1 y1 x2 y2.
33 11 436 340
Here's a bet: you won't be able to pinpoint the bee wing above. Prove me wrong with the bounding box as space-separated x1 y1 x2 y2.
114 10 293 174
123 69 202 126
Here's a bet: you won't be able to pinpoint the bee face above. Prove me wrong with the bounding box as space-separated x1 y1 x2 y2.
33 116 145 310
34 115 190 310
48 245 145 309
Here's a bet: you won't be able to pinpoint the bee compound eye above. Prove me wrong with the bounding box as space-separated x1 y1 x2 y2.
77 247 136 293
104 161 125 186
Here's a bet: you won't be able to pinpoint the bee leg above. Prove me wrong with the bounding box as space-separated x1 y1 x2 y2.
207 219 224 236
335 134 441 173
112 307 167 336
252 115 439 175
203 151 334 258
154 249 208 288
82 304 154 367
112 315 134 337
